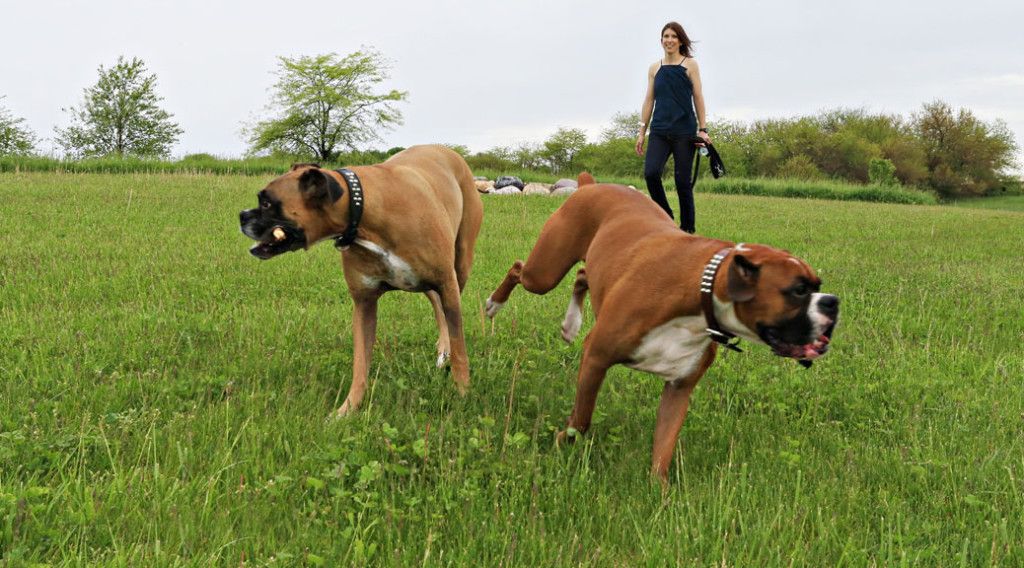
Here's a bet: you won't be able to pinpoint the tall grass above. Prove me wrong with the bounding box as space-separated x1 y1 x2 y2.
953 195 1024 212
3 154 939 205
0 152 394 176
697 176 938 205
1 171 1021 565
0 154 289 175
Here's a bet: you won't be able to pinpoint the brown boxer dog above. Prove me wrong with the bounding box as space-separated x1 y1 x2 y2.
485 173 838 480
240 145 484 417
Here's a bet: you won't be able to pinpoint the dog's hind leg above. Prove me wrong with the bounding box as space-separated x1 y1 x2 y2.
487 207 591 319
425 290 451 368
561 267 588 344
438 272 471 394
334 296 379 418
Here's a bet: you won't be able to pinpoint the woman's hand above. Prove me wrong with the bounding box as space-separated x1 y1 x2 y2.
636 133 646 156
697 130 711 145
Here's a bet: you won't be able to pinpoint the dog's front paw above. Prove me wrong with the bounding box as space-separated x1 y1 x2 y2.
555 427 580 446
485 295 504 319
329 400 356 421
436 351 450 369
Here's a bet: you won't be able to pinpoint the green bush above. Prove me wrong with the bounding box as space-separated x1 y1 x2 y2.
778 155 824 181
869 158 898 186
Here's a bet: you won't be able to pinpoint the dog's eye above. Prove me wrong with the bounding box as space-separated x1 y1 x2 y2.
260 201 271 210
788 284 810 298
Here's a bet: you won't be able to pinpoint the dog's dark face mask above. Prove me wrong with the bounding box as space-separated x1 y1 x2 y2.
238 164 347 259
239 189 308 259
755 292 839 367
727 248 840 367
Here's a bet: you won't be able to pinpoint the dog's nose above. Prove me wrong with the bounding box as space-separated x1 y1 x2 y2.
817 294 839 317
239 210 253 224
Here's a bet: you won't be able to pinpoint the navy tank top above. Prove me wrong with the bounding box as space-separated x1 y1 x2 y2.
650 60 697 138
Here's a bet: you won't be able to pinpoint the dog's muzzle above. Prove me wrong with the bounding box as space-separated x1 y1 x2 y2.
239 210 306 259
762 294 839 368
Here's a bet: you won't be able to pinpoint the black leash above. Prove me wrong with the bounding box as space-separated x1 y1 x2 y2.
691 146 705 188
690 140 725 188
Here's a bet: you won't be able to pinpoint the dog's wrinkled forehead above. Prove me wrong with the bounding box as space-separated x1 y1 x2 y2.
780 255 819 286
740 243 821 289
261 167 312 203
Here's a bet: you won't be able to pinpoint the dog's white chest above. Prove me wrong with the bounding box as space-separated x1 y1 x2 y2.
353 239 423 291
625 316 711 381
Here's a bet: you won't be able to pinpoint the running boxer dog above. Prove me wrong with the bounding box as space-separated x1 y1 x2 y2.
485 173 838 480
240 145 484 417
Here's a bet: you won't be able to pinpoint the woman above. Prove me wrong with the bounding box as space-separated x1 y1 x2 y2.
636 21 711 234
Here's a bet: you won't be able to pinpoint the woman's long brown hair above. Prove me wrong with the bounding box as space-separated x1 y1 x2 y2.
662 21 693 58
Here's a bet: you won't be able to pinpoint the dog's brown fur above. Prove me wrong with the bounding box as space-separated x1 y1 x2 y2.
486 173 838 480
240 145 483 416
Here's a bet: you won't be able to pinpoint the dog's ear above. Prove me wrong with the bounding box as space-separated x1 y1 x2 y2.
298 168 345 203
290 162 321 171
727 254 760 302
577 172 595 187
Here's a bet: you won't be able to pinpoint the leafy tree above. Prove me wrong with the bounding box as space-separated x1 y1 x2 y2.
508 141 545 171
600 111 642 142
912 100 1019 198
880 137 928 186
465 145 519 172
0 96 37 155
780 154 825 181
55 57 182 158
576 138 644 177
246 49 408 162
540 127 588 173
704 119 756 178
441 143 470 157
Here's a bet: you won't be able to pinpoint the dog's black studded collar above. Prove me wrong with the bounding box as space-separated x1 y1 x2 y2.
333 168 364 251
700 246 744 353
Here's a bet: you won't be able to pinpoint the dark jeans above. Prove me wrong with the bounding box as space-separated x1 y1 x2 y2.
644 132 698 233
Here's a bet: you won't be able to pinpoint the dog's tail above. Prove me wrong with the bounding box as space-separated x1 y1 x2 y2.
454 157 484 292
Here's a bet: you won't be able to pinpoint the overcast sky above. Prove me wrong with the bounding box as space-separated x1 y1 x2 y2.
3 0 1022 168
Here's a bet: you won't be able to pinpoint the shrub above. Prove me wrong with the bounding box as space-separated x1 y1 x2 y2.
869 158 898 186
779 155 824 181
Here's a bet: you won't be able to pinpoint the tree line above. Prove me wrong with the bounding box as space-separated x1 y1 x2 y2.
469 106 1020 199
1 50 1018 200
0 50 407 164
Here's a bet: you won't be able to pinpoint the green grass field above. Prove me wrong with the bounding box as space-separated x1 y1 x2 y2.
954 195 1024 212
1 172 1022 566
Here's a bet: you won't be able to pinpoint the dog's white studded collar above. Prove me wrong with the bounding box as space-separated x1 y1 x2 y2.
700 245 744 353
